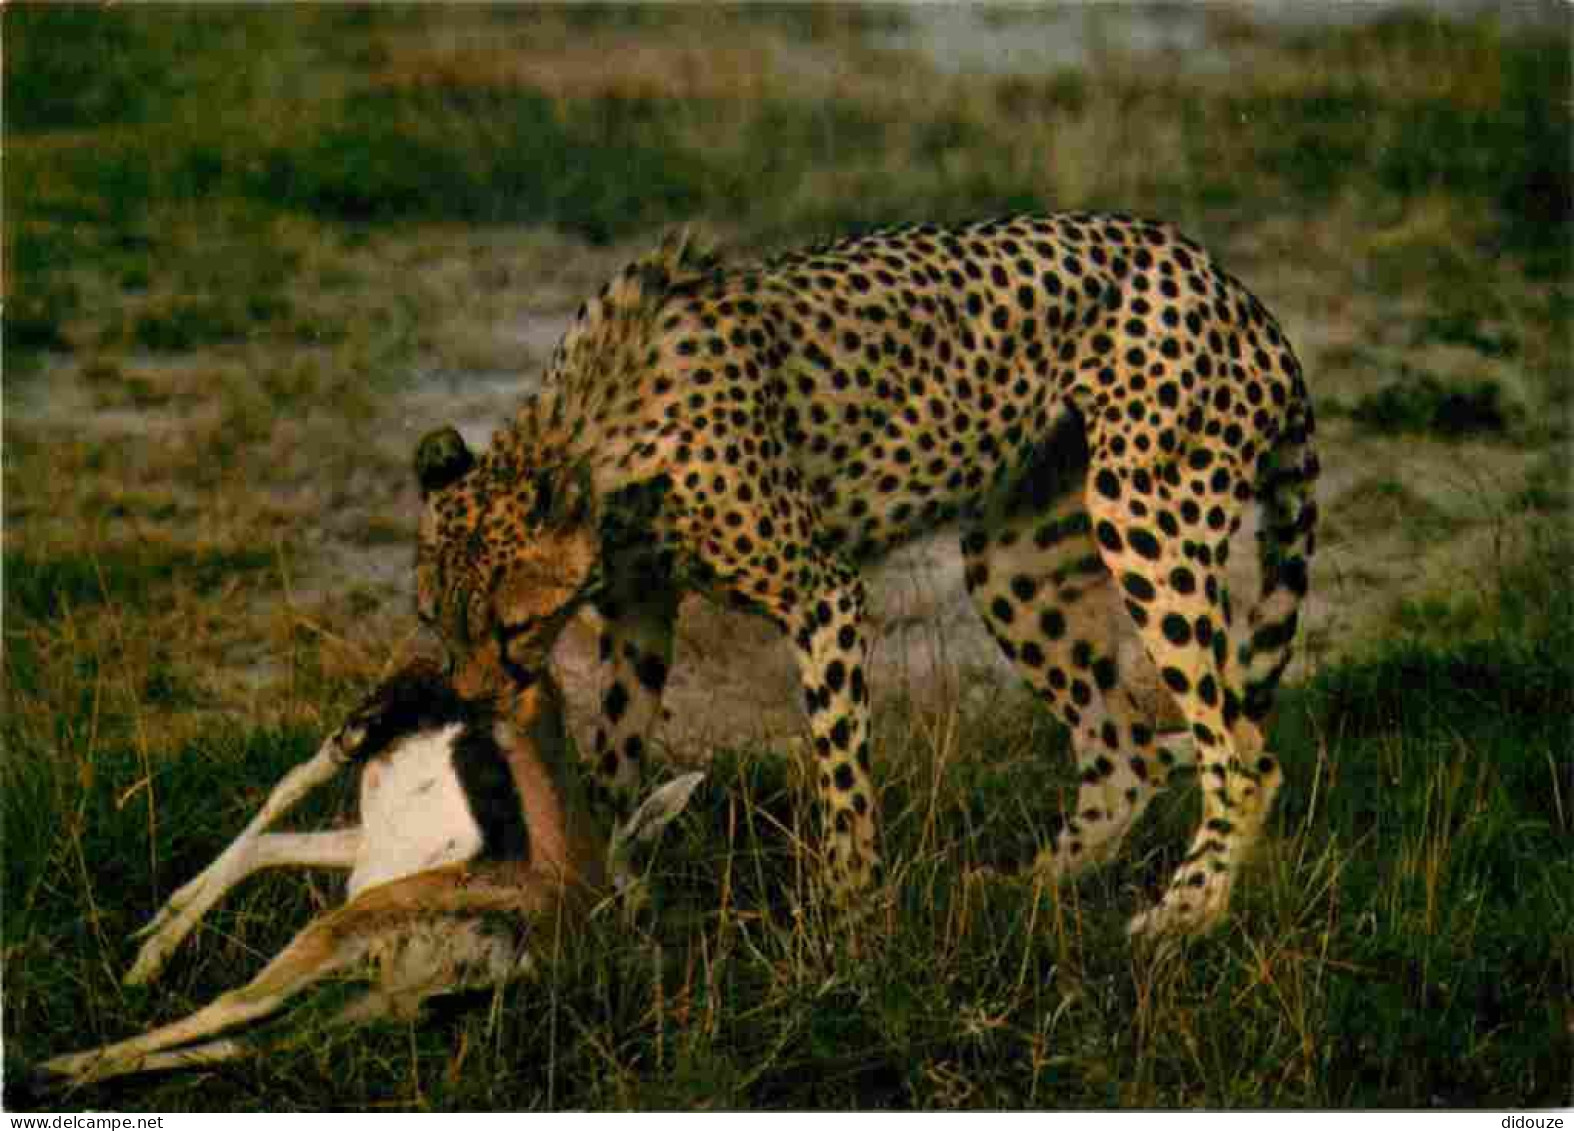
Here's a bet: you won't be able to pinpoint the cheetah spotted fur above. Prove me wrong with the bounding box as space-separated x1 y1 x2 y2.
414 212 1318 937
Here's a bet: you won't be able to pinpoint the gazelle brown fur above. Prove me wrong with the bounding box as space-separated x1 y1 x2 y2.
37 659 701 1088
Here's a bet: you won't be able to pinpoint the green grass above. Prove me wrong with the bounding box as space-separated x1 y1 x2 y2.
1343 372 1513 439
5 528 1570 1109
1221 14 1570 246
4 546 277 624
4 11 1015 265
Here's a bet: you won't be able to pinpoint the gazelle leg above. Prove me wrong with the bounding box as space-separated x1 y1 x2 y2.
91 982 429 1079
94 1037 255 1077
132 739 345 941
86 962 479 1081
46 897 380 1085
103 992 410 1080
127 827 360 986
45 868 545 1088
236 829 363 872
125 739 354 987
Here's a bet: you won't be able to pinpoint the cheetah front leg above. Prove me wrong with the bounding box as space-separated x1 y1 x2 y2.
784 577 881 899
586 581 679 816
681 495 882 903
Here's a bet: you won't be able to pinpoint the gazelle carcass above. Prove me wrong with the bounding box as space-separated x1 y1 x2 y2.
36 659 702 1088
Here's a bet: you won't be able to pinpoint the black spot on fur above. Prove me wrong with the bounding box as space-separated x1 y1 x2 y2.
635 653 669 694
604 681 630 725
1121 572 1156 602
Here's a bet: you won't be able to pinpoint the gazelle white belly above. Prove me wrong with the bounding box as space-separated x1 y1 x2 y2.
348 723 483 899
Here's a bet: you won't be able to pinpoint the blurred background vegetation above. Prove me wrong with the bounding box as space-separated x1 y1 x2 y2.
8 5 1569 349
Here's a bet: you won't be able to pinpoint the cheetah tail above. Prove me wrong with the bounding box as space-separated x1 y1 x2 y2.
1228 401 1319 729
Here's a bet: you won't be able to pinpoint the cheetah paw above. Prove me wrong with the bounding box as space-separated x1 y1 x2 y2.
1126 876 1230 940
1031 822 1132 884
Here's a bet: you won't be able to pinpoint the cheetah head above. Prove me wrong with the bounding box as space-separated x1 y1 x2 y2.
413 426 601 692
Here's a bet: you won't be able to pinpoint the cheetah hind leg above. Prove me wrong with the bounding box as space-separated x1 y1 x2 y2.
1029 660 1199 885
959 506 1196 887
1127 413 1317 937
1079 453 1290 939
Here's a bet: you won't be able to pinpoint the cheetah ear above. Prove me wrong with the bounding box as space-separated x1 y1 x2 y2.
530 459 597 529
640 229 721 293
415 427 475 498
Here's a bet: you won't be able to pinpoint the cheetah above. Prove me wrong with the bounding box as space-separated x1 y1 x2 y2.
414 212 1318 937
